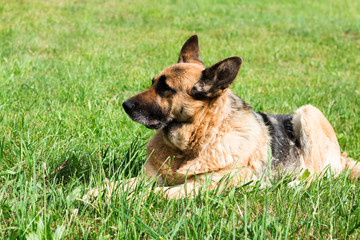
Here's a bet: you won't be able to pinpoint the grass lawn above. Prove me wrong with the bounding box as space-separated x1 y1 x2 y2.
1 0 360 239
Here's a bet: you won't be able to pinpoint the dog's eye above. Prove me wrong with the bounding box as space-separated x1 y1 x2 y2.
156 75 176 97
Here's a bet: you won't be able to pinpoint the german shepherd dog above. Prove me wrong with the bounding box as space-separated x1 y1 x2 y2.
94 35 360 199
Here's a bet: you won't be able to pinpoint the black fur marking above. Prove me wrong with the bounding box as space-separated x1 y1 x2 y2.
257 112 301 174
190 57 241 99
190 88 208 100
156 75 176 97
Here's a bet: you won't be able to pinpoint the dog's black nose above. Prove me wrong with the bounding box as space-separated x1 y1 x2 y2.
122 100 135 115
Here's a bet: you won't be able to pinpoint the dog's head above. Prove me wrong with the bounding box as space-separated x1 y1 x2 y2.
122 35 242 129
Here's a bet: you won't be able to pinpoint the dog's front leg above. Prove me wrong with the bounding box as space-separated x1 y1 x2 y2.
152 180 204 199
82 163 164 201
82 177 139 200
155 167 258 199
153 172 228 199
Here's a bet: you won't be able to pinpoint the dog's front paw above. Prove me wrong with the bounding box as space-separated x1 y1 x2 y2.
82 188 100 201
287 180 301 188
82 179 118 201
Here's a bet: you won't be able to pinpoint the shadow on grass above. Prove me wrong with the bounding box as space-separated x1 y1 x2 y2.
46 136 147 184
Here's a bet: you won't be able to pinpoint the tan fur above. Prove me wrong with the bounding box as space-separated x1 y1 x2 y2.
342 152 360 180
292 105 343 174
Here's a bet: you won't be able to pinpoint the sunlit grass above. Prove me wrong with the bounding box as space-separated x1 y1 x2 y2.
0 0 359 238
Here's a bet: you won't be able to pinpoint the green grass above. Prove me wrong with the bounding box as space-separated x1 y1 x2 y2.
1 0 360 239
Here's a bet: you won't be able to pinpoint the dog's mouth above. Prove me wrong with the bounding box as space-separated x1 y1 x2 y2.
144 121 164 130
126 113 166 130
132 117 171 130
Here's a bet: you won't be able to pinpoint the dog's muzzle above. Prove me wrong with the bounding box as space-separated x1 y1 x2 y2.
122 99 170 129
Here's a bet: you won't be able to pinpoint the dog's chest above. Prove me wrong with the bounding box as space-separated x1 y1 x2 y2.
146 116 269 185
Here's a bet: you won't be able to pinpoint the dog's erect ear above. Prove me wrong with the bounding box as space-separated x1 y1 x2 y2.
177 35 204 65
190 57 242 98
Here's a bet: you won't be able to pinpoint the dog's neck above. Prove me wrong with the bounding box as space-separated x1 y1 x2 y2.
160 92 233 155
